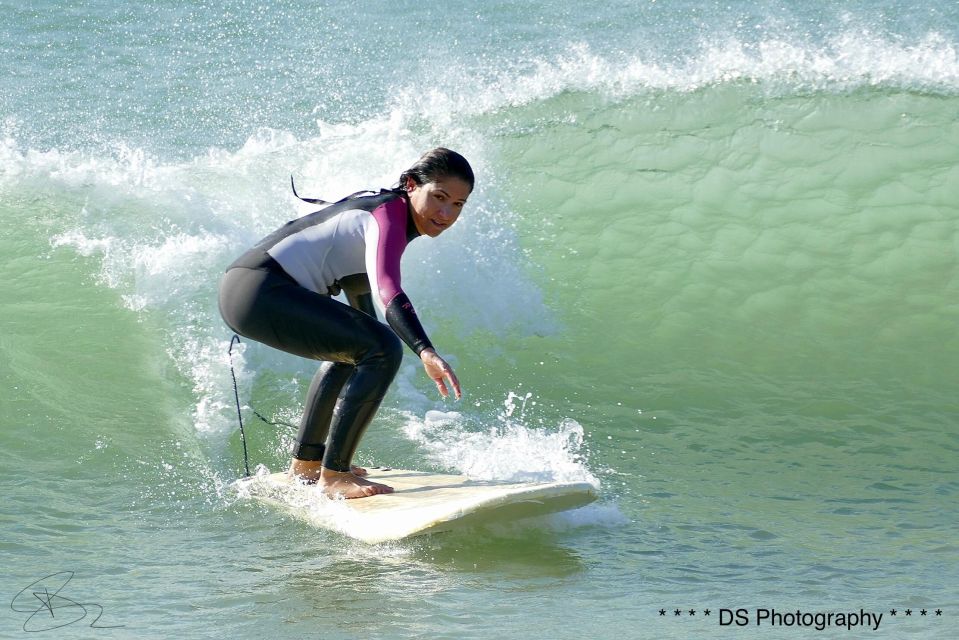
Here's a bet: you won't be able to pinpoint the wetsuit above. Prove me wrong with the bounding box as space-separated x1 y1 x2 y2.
218 191 431 472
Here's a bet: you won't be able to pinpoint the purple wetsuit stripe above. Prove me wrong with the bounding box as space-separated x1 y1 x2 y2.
370 198 409 308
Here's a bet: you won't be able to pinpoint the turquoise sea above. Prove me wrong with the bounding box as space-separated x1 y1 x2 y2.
2 1 957 638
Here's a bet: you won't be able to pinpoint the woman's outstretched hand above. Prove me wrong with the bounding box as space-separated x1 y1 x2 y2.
419 348 461 400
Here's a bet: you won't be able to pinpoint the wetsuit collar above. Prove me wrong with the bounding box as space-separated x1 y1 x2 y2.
404 195 422 242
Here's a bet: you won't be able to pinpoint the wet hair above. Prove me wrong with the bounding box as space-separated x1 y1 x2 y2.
291 148 474 207
397 148 475 193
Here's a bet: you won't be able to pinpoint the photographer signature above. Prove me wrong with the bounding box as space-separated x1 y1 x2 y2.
11 571 124 633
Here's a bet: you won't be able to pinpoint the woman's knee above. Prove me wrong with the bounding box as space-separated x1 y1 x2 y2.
359 326 403 375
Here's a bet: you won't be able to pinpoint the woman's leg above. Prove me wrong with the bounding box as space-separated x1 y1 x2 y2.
219 267 402 497
292 361 355 463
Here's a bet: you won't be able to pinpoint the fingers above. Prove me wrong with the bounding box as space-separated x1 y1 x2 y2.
431 369 456 399
423 352 461 400
435 360 461 400
446 367 462 400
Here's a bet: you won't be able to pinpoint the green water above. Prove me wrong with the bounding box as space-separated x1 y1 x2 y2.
3 1 958 638
500 87 957 410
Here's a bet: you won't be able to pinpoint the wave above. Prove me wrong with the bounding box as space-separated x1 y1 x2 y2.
4 20 956 479
0 117 554 440
392 30 959 126
4 25 956 157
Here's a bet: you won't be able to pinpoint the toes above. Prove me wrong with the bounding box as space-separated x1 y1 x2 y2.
325 477 393 499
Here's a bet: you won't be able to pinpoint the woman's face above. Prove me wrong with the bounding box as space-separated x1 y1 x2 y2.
406 176 472 238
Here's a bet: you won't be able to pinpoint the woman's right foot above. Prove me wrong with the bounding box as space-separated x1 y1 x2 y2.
289 459 369 482
318 469 393 499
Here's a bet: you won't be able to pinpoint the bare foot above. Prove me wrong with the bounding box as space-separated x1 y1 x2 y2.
318 469 393 499
289 459 368 482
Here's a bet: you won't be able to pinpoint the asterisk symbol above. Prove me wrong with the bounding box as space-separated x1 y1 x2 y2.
890 609 897 616
704 609 711 616
659 609 666 616
905 609 912 616
688 609 696 616
674 609 682 616
935 609 942 616
921 609 928 616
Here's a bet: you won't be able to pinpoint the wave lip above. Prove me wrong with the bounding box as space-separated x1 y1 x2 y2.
393 30 959 123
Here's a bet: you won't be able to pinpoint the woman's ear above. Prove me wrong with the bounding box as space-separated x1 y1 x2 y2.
405 176 417 192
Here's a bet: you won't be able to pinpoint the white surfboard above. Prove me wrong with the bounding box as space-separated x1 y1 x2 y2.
236 468 599 544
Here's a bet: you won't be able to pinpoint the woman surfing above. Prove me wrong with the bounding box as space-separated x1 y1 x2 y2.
219 148 473 498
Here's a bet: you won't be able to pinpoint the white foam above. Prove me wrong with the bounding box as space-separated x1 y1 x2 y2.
546 502 628 530
402 393 599 486
233 465 392 539
482 502 628 538
390 31 959 123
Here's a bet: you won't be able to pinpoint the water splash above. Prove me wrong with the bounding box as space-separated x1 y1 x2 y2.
402 392 598 486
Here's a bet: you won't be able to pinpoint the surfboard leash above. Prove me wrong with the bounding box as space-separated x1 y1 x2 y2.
227 334 298 477
228 335 252 477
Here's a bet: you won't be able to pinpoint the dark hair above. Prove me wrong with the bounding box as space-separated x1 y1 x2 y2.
397 147 474 193
291 148 474 207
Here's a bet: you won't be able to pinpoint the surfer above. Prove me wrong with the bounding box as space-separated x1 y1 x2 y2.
219 148 472 498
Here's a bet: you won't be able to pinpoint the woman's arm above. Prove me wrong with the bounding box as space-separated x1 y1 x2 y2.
365 199 434 354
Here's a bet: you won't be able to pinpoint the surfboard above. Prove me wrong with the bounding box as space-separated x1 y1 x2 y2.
236 468 599 544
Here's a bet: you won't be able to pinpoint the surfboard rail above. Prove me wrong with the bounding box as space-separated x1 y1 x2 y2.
236 468 599 543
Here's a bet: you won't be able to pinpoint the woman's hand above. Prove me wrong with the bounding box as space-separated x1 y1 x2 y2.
419 348 461 400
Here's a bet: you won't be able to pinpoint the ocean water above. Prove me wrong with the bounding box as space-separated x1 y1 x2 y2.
2 1 957 638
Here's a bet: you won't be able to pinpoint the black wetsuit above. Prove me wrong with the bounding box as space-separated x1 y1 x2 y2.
218 192 430 472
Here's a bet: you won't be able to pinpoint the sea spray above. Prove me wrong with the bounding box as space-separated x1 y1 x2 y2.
32 128 546 438
402 392 598 486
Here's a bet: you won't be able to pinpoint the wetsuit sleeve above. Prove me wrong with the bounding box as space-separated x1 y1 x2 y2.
366 199 434 355
335 273 377 318
346 291 376 319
